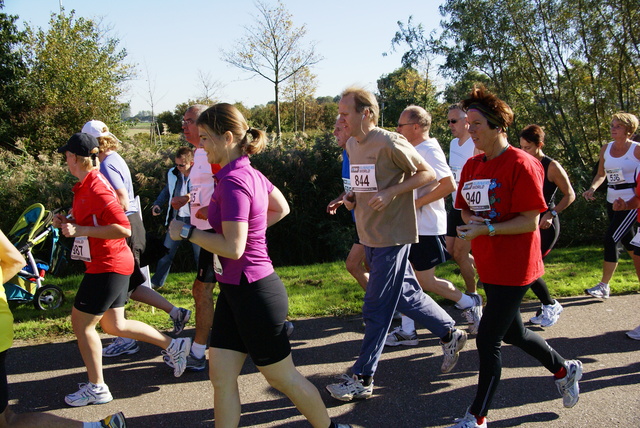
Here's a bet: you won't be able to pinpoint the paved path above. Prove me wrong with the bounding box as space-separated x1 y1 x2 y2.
7 294 640 427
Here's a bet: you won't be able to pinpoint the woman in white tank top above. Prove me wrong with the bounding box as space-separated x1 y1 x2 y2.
582 112 640 299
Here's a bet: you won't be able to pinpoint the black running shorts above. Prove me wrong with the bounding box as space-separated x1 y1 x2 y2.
74 272 130 315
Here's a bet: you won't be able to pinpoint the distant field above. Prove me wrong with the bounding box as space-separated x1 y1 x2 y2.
124 122 156 137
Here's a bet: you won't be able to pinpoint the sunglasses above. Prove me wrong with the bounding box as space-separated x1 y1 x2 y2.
447 119 459 124
175 163 186 168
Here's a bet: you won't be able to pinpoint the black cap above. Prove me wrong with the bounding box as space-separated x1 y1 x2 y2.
57 133 99 157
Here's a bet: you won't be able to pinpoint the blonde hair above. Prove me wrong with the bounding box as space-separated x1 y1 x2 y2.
612 112 639 136
196 103 267 155
77 147 100 170
341 86 380 125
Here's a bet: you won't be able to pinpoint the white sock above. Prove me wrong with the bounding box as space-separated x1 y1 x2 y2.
456 293 474 310
401 315 416 334
191 342 206 359
169 306 179 319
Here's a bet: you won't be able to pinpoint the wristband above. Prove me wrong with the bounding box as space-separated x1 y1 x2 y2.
550 210 558 217
484 219 496 236
180 224 195 240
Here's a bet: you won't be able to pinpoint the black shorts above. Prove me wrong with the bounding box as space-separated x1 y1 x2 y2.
74 272 130 315
409 235 451 271
446 209 465 237
210 272 291 366
0 350 7 414
196 230 217 284
126 212 147 291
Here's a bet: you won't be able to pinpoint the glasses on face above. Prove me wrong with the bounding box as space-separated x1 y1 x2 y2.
182 118 195 126
175 163 186 168
397 123 417 127
447 119 459 124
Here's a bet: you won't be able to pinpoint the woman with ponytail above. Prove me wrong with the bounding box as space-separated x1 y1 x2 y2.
168 103 350 428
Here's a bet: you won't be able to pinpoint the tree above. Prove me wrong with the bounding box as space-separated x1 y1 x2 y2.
377 66 439 126
282 66 317 132
18 9 133 154
221 0 322 138
0 1 30 151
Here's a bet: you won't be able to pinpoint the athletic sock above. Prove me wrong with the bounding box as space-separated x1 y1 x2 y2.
401 315 416 334
357 374 373 386
191 342 206 359
169 306 179 319
554 365 567 379
456 293 474 309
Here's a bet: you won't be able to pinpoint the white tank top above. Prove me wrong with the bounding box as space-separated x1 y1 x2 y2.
603 141 640 203
449 136 475 206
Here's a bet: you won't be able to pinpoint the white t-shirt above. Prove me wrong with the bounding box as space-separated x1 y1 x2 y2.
189 148 216 230
448 136 475 205
414 138 452 236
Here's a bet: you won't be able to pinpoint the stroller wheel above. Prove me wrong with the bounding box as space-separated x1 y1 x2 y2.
33 285 64 310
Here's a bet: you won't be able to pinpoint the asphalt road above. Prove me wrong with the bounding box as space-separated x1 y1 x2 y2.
7 294 640 427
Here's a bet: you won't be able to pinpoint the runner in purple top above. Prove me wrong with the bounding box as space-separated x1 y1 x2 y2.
168 103 351 428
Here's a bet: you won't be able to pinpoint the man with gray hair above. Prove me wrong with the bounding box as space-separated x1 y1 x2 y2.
326 89 467 402
387 105 482 347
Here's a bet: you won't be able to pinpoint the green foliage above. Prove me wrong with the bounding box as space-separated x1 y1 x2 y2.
377 66 439 126
6 9 133 156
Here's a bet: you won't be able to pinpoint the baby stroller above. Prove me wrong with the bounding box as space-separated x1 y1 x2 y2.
4 203 68 310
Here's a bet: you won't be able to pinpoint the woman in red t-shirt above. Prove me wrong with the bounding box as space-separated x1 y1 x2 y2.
53 133 190 408
446 87 583 428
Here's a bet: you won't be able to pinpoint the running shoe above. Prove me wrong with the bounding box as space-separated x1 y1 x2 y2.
384 327 419 346
461 293 483 334
325 374 373 401
285 320 294 337
626 325 640 340
162 337 191 377
65 382 113 407
585 282 609 299
100 411 127 428
447 410 487 428
555 359 583 408
530 300 563 327
102 337 139 358
335 424 353 428
171 307 192 335
441 329 467 373
186 351 207 372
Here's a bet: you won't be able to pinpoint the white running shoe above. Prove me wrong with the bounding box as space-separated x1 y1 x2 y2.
530 300 563 327
461 293 483 334
555 360 583 408
585 282 609 299
325 374 373 401
447 410 487 428
441 329 467 373
626 324 640 340
65 382 113 407
102 337 139 357
384 327 419 346
162 337 191 377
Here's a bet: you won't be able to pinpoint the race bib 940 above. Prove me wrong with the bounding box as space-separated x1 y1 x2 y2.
461 179 492 212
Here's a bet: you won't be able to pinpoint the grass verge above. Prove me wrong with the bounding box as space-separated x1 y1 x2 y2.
8 245 639 342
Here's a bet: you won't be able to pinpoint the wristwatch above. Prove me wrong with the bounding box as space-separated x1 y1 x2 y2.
180 224 195 240
550 210 558 217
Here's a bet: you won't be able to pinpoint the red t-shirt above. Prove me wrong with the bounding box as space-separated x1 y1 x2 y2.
71 170 134 275
455 146 547 286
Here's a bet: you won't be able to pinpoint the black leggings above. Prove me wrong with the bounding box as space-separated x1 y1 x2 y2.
0 350 7 414
530 216 561 305
470 283 565 417
604 203 637 263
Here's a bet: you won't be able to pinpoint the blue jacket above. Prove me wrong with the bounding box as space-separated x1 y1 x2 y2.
153 167 191 226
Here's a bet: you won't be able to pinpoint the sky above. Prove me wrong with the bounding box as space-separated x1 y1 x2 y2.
5 0 445 115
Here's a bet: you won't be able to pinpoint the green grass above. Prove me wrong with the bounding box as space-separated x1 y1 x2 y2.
9 246 640 342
